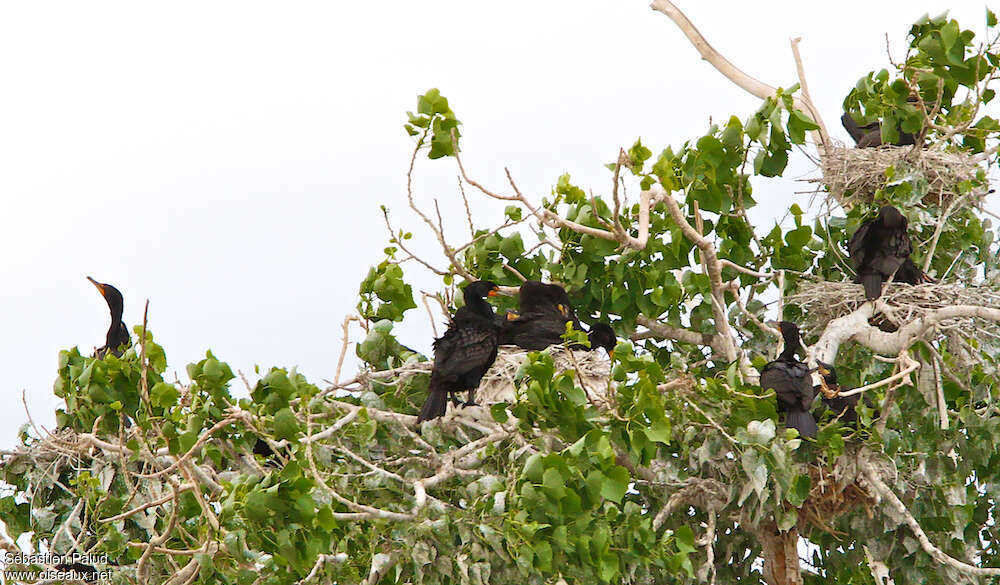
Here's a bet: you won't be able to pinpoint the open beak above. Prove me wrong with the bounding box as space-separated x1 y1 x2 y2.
557 304 569 318
487 288 500 297
506 311 520 321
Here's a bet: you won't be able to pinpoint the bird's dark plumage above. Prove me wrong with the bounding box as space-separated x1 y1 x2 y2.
499 281 579 349
498 281 614 354
841 113 917 148
815 361 859 426
587 323 617 355
88 276 130 358
841 96 919 148
894 257 933 286
848 206 914 300
761 321 817 438
418 280 500 423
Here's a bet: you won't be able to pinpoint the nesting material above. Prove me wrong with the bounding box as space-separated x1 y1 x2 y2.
475 345 612 406
798 448 890 535
817 145 986 208
789 281 1000 340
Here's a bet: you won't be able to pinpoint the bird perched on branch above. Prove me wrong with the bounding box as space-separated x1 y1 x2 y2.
848 206 917 300
815 360 859 427
87 276 130 358
418 280 501 423
761 321 817 438
499 281 616 354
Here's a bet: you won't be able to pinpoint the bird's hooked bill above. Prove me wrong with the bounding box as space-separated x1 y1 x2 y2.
86 276 106 294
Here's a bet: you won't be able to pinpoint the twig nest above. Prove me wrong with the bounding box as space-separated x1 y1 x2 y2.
476 345 612 406
799 447 891 535
789 281 1000 340
816 145 986 208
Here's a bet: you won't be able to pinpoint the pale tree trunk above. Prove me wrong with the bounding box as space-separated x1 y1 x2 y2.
760 523 802 585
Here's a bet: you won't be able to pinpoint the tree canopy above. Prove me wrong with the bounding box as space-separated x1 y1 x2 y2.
3 6 1000 585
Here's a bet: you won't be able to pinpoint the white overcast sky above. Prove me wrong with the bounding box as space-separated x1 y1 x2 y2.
1 1 996 447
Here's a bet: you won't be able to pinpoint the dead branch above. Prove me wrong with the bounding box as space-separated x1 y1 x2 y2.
650 0 830 150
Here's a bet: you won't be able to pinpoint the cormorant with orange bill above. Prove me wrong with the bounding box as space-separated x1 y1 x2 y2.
815 360 859 427
87 276 130 358
418 281 501 423
761 321 817 438
499 281 616 353
848 206 916 300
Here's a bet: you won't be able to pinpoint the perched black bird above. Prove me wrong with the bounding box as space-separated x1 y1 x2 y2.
761 321 817 438
848 206 914 300
499 281 578 349
87 276 130 358
841 113 916 148
498 281 615 354
841 96 920 148
418 280 501 423
815 361 859 427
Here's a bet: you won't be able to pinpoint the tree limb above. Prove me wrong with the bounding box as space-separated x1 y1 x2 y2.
862 464 1000 577
650 0 830 150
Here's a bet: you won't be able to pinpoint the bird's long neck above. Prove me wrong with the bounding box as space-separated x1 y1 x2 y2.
779 330 800 361
464 293 494 319
106 301 124 340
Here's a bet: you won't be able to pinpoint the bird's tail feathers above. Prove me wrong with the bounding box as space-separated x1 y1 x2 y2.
786 410 818 439
860 272 883 300
418 389 448 423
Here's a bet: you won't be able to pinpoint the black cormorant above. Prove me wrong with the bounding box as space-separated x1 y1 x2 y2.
761 321 817 438
841 96 920 148
500 281 614 353
815 360 859 426
418 280 501 423
848 206 914 300
586 322 617 355
87 276 130 358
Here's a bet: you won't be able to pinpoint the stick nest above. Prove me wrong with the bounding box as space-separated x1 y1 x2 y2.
476 345 612 405
798 447 890 535
789 281 1000 341
816 145 986 208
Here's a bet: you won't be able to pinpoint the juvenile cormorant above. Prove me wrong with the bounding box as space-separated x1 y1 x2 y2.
848 206 914 300
586 322 617 355
418 280 501 423
87 276 130 358
761 321 817 438
499 281 614 354
815 360 859 426
842 96 920 148
893 257 933 286
841 113 916 148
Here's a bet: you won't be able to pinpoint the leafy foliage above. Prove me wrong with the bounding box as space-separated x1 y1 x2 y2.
4 12 1000 585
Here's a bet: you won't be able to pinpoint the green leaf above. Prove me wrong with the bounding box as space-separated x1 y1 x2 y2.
600 465 629 503
490 403 509 423
150 382 180 408
272 407 301 441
